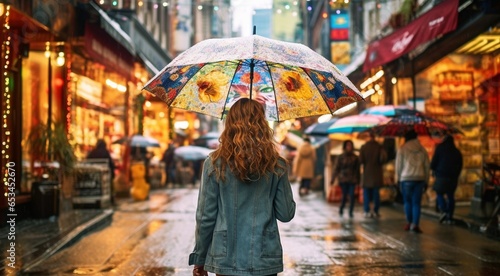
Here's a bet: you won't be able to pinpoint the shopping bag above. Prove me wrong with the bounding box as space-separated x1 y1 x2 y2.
327 184 342 203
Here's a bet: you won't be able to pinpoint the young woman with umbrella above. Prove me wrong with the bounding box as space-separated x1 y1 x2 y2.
189 98 296 276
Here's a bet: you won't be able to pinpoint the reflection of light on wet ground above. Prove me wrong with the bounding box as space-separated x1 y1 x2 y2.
134 266 176 275
146 220 166 236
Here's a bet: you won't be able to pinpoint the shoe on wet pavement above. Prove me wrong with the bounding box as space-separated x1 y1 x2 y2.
439 213 447 223
404 223 411 231
410 226 423 234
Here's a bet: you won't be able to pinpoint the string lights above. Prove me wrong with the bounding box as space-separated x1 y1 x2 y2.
66 47 72 136
2 4 11 196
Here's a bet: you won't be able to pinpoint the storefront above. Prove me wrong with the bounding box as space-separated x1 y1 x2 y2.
69 20 141 182
355 0 500 203
1 4 56 217
387 7 500 202
393 42 500 202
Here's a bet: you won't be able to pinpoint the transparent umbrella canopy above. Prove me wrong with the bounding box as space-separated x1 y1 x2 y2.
143 34 364 122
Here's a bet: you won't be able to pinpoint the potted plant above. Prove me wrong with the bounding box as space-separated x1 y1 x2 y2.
27 121 76 177
26 121 76 218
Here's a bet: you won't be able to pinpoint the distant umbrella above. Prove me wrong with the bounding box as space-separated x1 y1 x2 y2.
360 105 420 117
365 114 463 137
304 119 339 136
327 114 389 134
112 135 160 148
174 146 213 161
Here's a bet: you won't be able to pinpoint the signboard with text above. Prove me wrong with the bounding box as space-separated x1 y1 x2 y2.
330 9 350 65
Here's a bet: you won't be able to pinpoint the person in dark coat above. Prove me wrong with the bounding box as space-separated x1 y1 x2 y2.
162 142 177 185
330 140 361 218
359 132 387 218
430 135 463 224
87 139 116 204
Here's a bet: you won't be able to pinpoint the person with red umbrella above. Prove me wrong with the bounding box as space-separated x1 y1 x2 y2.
396 130 430 233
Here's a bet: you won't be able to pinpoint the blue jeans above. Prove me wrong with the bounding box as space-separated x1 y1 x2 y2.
300 178 312 190
363 187 380 214
401 181 425 226
436 190 456 220
339 182 356 215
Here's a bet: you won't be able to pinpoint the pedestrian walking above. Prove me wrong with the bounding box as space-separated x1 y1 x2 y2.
396 130 430 233
293 137 316 196
359 132 387 218
430 135 463 224
162 142 176 185
189 98 296 276
330 140 361 218
87 139 116 204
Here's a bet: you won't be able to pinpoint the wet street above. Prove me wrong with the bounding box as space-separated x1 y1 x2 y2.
22 184 500 275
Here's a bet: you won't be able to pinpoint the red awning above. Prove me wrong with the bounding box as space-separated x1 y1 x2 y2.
8 5 54 41
363 0 459 72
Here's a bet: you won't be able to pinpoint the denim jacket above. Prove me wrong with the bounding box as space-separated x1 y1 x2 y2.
189 157 296 275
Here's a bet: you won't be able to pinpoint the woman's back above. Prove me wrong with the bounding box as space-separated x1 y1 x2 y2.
189 98 296 276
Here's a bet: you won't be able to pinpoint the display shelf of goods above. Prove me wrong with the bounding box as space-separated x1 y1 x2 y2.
460 126 480 139
425 99 456 116
463 154 482 169
462 169 481 184
455 101 478 114
458 140 481 155
434 71 474 101
459 114 482 128
455 183 474 200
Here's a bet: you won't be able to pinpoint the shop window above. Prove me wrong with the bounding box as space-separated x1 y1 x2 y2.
21 52 63 191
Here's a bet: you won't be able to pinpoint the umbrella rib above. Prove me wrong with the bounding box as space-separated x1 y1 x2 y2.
264 61 280 122
220 60 243 120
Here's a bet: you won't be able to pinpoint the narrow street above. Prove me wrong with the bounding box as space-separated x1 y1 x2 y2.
23 184 500 275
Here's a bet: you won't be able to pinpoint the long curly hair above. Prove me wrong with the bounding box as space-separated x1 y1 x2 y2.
210 98 287 182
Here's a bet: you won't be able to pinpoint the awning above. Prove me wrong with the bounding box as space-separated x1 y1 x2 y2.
84 23 135 79
89 1 135 55
138 52 160 76
393 4 500 77
131 17 171 76
8 4 54 41
109 13 171 77
363 0 459 72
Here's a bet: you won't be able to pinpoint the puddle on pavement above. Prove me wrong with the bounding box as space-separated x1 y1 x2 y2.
144 220 166 236
134 266 176 275
21 265 115 275
71 266 113 274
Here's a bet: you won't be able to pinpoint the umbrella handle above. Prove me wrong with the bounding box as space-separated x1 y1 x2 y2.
249 25 257 100
249 59 255 100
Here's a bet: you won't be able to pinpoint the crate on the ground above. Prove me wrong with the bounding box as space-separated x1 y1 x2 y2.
73 159 111 209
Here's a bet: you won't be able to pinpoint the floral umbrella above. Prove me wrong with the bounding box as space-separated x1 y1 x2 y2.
365 114 463 137
143 35 363 121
